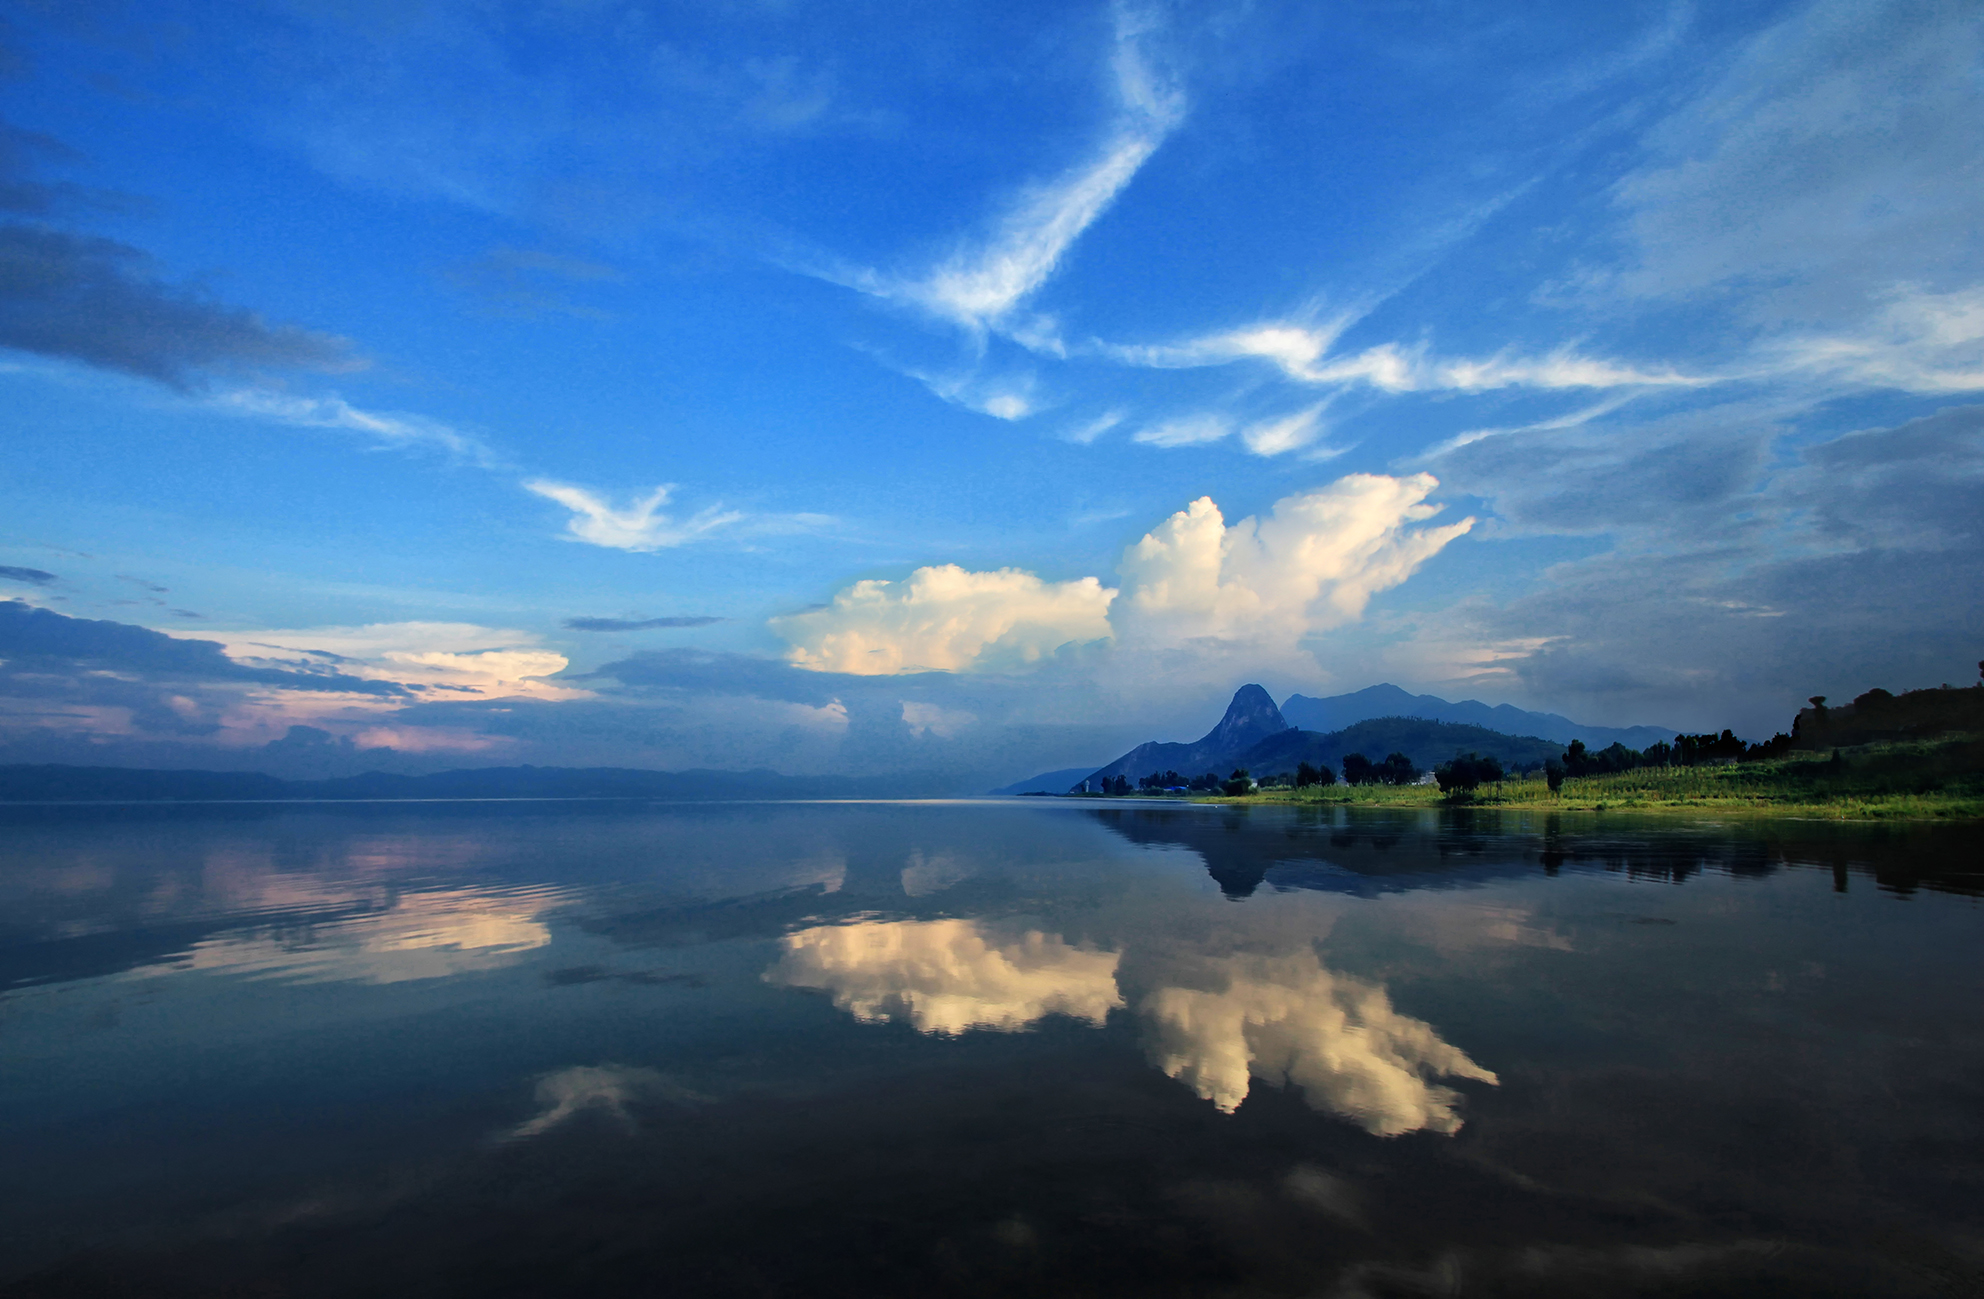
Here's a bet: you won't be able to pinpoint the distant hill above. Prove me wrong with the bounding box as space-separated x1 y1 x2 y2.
1233 718 1564 778
1793 683 1984 748
1083 685 1292 785
989 767 1103 796
0 764 940 803
1280 683 1674 750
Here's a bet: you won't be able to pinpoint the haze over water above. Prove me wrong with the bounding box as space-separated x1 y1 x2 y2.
2 801 1979 1296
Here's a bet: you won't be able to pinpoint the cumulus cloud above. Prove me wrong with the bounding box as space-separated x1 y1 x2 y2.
772 474 1469 676
526 480 744 551
1142 949 1497 1133
901 700 976 739
774 564 1116 675
766 918 1122 1035
1115 474 1474 648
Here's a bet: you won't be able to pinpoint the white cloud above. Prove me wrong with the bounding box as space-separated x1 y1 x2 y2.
1240 404 1328 456
1133 413 1231 447
766 918 1122 1035
525 480 743 551
215 389 500 467
129 887 555 986
1769 285 1984 393
202 621 588 704
1064 410 1126 444
504 1065 705 1142
1142 949 1497 1132
1113 326 1700 394
1115 473 1475 647
901 700 976 739
876 9 1184 333
773 564 1116 675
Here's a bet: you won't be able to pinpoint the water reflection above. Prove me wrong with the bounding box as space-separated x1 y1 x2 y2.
506 1065 705 1141
766 919 1122 1034
767 916 1496 1136
126 885 564 984
1141 949 1497 1132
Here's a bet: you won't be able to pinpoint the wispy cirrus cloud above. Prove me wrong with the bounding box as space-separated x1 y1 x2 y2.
832 7 1184 339
1108 322 1703 395
213 389 502 467
525 480 744 551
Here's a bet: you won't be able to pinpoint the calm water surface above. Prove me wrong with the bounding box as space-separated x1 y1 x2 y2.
1 800 1980 1297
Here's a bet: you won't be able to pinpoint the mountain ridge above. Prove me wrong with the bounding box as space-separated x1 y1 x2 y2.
1280 684 1674 750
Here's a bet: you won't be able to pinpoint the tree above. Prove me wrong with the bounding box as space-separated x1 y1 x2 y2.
1379 752 1419 785
1221 768 1254 796
1342 753 1377 785
1295 760 1334 788
1545 758 1565 792
1434 752 1504 795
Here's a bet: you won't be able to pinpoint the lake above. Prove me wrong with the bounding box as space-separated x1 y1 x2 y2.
2 800 1980 1297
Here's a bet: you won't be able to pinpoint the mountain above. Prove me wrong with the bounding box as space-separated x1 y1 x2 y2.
1280 684 1674 750
1082 685 1292 786
989 767 1103 796
0 764 945 803
1232 718 1565 778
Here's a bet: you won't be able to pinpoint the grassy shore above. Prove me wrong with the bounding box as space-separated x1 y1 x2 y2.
1153 735 1984 820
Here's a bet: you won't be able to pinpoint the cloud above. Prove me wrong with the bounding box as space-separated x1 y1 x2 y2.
526 480 744 551
208 622 587 704
1141 949 1497 1133
0 600 407 698
504 1064 705 1142
860 8 1184 334
443 245 623 320
0 224 360 388
563 615 727 632
1608 0 1984 321
773 564 1116 675
1115 474 1474 648
0 565 54 585
1130 405 1331 456
766 918 1122 1036
1768 285 1984 393
214 389 499 466
901 700 976 739
129 887 554 986
1111 323 1700 394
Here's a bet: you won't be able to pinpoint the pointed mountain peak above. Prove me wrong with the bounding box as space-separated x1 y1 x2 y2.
1200 683 1291 754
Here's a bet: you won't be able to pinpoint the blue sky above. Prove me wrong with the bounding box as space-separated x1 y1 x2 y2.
1 0 1980 782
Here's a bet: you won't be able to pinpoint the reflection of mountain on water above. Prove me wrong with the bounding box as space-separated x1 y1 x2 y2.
1086 806 1546 898
1086 806 1984 899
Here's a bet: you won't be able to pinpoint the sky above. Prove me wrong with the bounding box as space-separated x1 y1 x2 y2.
1 0 1980 786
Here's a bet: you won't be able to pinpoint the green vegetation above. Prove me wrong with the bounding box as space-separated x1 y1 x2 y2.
1219 735 1984 820
1077 675 1984 820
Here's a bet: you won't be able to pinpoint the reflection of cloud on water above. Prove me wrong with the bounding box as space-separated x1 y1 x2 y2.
128 886 562 984
504 1064 707 1141
899 850 974 897
1143 950 1496 1134
767 918 1122 1035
